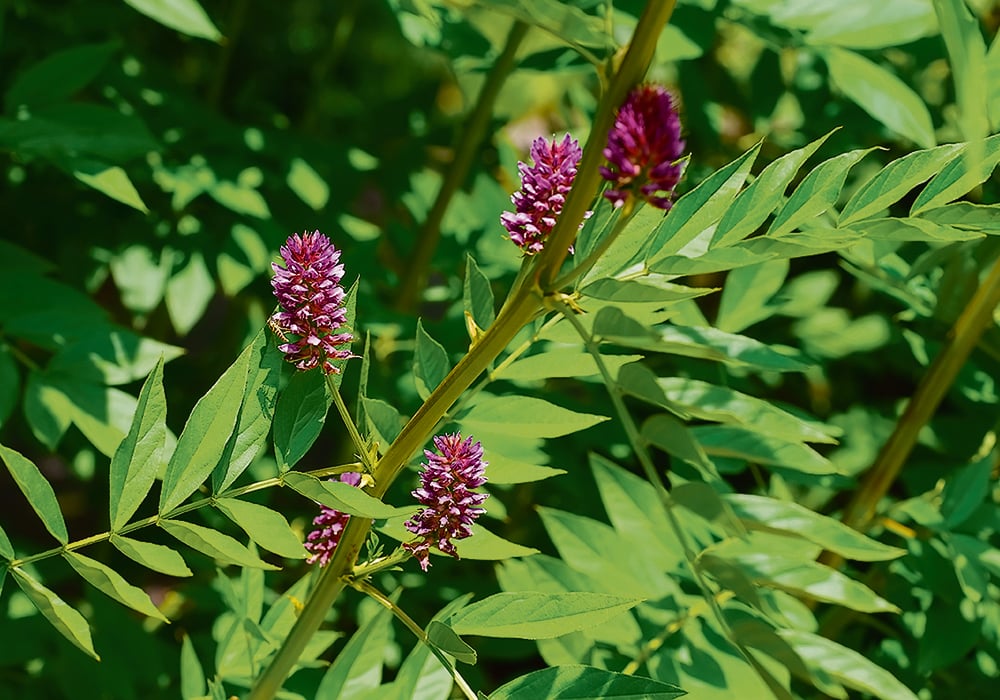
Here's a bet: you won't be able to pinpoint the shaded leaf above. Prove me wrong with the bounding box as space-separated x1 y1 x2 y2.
691 425 838 474
123 0 222 41
5 42 119 108
427 620 477 665
273 367 330 471
0 443 68 544
317 601 393 698
499 350 641 382
489 665 685 700
379 517 538 561
414 319 451 400
12 567 98 660
464 253 496 331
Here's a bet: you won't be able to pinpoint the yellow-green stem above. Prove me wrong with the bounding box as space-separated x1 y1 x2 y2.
327 379 376 473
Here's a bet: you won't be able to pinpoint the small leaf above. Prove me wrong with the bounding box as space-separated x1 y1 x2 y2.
715 258 789 333
109 356 167 530
640 413 721 483
284 471 414 519
159 519 279 570
180 634 207 700
73 162 149 212
910 133 1000 214
499 350 642 382
317 601 393 698
111 534 192 577
63 550 169 622
362 397 405 448
123 0 222 41
165 250 214 336
489 665 686 700
427 620 477 665
460 395 608 439
450 592 643 639
215 498 307 559
12 567 99 660
0 523 14 560
0 443 68 544
273 368 331 471
287 157 329 210
464 253 496 331
414 319 451 400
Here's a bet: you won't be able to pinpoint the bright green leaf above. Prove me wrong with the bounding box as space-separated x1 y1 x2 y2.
12 567 99 659
273 368 331 471
165 250 214 336
910 133 1000 214
63 550 169 622
378 517 538 561
284 471 413 519
691 425 837 474
73 162 148 212
716 259 789 333
499 350 642 382
123 0 222 41
287 157 329 210
414 319 451 400
111 534 192 577
450 592 643 639
159 519 279 570
215 498 307 559
180 634 207 700
426 620 477 665
460 395 608 439
317 602 393 698
489 665 685 700
0 523 14 560
464 253 496 331
0 443 68 544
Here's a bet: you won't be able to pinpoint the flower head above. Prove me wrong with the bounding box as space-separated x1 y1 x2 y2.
304 472 362 567
601 84 686 210
501 134 588 255
403 433 488 571
270 231 353 375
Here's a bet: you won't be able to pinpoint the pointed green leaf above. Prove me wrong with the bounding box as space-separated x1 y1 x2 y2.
691 425 837 474
854 217 983 242
111 534 192 577
317 602 393 698
934 0 989 146
273 368 331 471
123 0 222 41
486 453 566 484
489 666 686 700
378 517 538 561
426 620 477 665
73 162 149 212
414 319 451 400
0 443 68 544
0 523 13 560
581 276 716 304
716 258 789 333
641 413 720 483
725 494 905 561
180 634 208 700
165 250 214 336
63 550 169 622
284 471 414 519
287 157 329 210
450 592 643 639
215 498 307 559
768 147 877 236
159 519 279 570
5 41 119 108
464 253 496 331
460 395 608 439
392 597 468 700
362 397 405 449
499 350 642 382
910 133 1000 214
12 567 98 660
109 356 167 530
159 343 251 513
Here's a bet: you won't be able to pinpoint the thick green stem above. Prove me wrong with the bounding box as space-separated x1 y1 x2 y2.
395 21 530 311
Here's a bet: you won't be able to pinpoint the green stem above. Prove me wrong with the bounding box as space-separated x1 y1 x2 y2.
351 579 477 700
327 378 376 473
395 21 530 311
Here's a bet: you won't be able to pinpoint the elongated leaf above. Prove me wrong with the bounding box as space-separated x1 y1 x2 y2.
460 395 608 439
640 413 720 483
716 259 789 333
414 319 450 400
180 634 207 700
853 217 983 242
379 517 538 560
464 253 495 331
159 343 251 513
934 0 989 146
63 551 168 622
73 162 148 213
486 453 566 484
0 443 68 544
725 494 904 561
450 592 643 639
691 425 837 474
499 350 642 382
159 519 279 570
489 665 685 700
214 498 306 559
284 471 413 519
12 567 98 659
910 133 1000 214
426 620 477 664
581 276 716 304
824 48 934 148
0 523 13 560
123 0 222 41
317 601 393 698
362 397 405 448
768 147 876 236
111 534 192 577
839 143 965 224
389 596 474 700
273 367 330 471
5 42 119 108
714 132 834 246
109 356 166 530
779 629 919 700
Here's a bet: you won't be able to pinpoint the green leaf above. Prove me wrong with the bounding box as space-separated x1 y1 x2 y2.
0 345 18 428
110 534 192 577
823 47 934 148
854 216 984 242
5 42 119 108
910 134 1000 214
165 250 214 336
362 397 405 448
379 517 538 560
486 453 566 484
941 454 993 529
460 395 608 439
414 319 451 400
499 350 642 382
581 276 716 305
109 356 166 531
489 666 686 700
273 368 331 471
180 634 207 700
778 629 919 700
72 161 149 212
317 602 393 698
215 498 307 559
426 620 477 665
159 519 279 570
484 0 608 48
918 202 1000 233
691 425 837 474
714 131 835 246
649 141 762 261
62 550 169 622
284 471 413 519
640 413 720 483
0 443 68 544
123 0 222 41
159 342 251 513
933 0 989 145
12 567 99 659
450 592 643 639
208 180 269 218
715 259 789 333
768 146 877 236
839 143 966 224
287 157 329 210
725 494 904 561
0 523 14 560
798 0 937 49
464 253 496 331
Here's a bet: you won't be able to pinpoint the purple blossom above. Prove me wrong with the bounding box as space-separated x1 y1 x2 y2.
403 434 489 571
501 134 589 255
304 472 363 567
270 231 354 375
601 84 686 210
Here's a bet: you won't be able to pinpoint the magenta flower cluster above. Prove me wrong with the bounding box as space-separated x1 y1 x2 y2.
501 134 586 255
403 433 489 571
270 231 353 375
303 472 363 567
601 84 686 210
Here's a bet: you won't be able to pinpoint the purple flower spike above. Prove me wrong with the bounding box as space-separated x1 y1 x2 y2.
270 230 354 375
501 134 589 255
403 433 489 571
304 472 363 567
601 85 686 210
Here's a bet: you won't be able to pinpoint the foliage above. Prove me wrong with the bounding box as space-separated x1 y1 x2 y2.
2 0 1000 699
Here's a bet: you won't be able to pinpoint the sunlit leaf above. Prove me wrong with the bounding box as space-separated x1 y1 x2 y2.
426 620 477 665
12 567 98 659
273 368 330 471
215 498 306 559
450 592 643 639
159 519 279 570
63 550 169 622
464 253 496 331
0 443 68 544
460 395 608 439
287 157 329 210
317 601 393 698
489 665 685 699
123 0 222 41
110 534 192 577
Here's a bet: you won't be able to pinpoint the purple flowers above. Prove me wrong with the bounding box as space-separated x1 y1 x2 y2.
501 134 587 255
403 434 489 571
304 472 362 567
270 231 353 375
601 84 686 210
